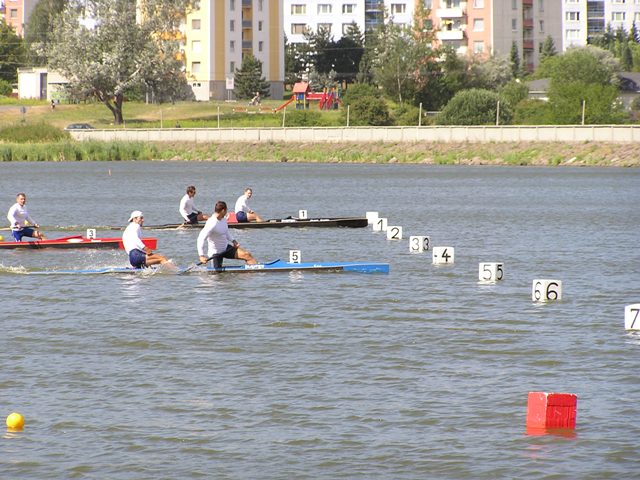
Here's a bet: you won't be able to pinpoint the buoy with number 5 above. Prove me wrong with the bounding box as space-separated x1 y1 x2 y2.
6 412 24 431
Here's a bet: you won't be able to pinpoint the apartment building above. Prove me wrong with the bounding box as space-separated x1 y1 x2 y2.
185 0 284 101
1 0 38 36
285 0 562 71
563 0 640 49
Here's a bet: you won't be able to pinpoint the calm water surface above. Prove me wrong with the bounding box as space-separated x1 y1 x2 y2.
1 162 639 479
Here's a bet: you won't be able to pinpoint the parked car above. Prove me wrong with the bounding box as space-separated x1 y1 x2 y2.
64 123 95 130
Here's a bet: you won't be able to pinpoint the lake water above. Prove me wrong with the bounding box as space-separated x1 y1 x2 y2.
1 161 639 479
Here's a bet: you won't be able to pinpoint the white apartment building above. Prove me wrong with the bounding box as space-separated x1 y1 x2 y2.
284 1 563 71
185 0 284 101
563 0 640 49
285 1 414 43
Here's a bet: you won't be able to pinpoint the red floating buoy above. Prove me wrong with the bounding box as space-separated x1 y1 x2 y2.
526 392 577 430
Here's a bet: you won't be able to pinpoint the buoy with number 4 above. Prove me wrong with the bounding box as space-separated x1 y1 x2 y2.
6 412 24 431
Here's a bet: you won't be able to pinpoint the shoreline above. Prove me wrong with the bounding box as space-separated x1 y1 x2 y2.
1 140 639 166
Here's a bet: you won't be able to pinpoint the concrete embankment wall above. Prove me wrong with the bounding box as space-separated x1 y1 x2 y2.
70 126 640 143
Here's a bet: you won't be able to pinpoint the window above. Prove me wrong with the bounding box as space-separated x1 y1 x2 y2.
566 11 579 21
291 23 306 34
230 20 235 31
512 18 517 31
258 21 263 31
539 0 544 11
230 40 235 52
473 41 484 53
612 0 626 3
258 0 263 10
258 41 263 52
192 40 201 53
474 0 484 7
191 19 201 30
566 29 580 40
318 23 332 33
230 61 235 72
10 9 17 18
612 12 626 21
191 62 201 74
473 18 484 31
512 0 517 9
539 20 545 32
391 3 406 14
343 4 355 14
230 0 235 11
318 3 332 14
291 4 306 14
566 0 579 3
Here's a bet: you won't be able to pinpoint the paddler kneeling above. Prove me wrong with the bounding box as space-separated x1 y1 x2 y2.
123 210 172 268
197 201 257 269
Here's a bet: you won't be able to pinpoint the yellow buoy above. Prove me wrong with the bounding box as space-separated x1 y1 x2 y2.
6 412 25 431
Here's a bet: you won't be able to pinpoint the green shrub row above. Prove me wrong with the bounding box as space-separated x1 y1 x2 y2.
0 122 70 143
0 141 159 162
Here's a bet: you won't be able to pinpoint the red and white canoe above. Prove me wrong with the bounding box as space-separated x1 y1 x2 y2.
0 235 157 250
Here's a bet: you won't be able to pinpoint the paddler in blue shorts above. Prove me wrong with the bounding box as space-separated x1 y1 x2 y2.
234 187 263 223
7 193 45 241
122 210 171 268
179 185 209 225
197 201 257 268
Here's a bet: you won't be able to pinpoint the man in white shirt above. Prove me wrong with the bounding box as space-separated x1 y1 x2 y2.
179 185 209 225
234 187 263 223
7 193 45 241
122 210 171 268
197 201 257 269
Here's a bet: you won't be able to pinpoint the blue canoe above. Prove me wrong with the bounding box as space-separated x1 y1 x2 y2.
23 259 390 275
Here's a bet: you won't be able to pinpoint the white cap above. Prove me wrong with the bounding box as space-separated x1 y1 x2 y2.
128 210 143 222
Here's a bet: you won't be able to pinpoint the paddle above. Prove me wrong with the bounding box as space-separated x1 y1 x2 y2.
181 255 217 274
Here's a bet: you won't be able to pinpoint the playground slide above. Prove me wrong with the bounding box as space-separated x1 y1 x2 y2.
274 96 295 112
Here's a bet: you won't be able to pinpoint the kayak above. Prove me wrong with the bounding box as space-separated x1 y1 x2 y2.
22 259 389 275
0 235 157 250
110 216 369 230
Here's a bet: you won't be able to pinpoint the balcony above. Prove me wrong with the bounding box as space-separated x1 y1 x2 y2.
242 20 252 28
242 41 252 49
523 18 533 28
523 0 533 4
436 8 465 18
437 29 465 40
523 40 534 50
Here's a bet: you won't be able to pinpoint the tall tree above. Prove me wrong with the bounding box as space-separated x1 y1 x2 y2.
24 0 68 66
509 41 521 77
234 54 270 99
622 42 633 71
540 36 557 63
0 19 25 82
47 0 193 124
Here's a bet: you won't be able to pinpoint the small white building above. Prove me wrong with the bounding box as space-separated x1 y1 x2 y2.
17 67 69 101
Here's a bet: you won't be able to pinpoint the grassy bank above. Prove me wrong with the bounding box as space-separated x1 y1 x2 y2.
0 139 638 166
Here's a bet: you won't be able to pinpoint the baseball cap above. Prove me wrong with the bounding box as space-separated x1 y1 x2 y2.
128 210 143 222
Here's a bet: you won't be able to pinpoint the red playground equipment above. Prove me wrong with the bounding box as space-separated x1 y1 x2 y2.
274 82 340 112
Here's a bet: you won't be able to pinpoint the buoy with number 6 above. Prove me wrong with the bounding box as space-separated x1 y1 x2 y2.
6 412 24 431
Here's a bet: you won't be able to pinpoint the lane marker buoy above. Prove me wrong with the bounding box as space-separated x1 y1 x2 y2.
6 412 24 431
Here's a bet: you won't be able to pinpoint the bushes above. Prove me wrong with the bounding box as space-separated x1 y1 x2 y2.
436 89 512 125
0 123 69 143
284 109 333 127
0 79 12 97
342 95 391 126
0 141 158 161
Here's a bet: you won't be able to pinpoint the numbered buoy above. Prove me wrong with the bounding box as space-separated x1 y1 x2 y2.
409 236 430 253
298 209 308 220
432 246 454 265
532 279 562 302
478 262 504 283
625 303 640 330
372 217 388 232
386 226 402 241
6 412 24 431
366 211 379 224
86 228 96 239
289 249 301 263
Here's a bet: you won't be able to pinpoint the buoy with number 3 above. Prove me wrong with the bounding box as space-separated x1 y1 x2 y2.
6 412 24 431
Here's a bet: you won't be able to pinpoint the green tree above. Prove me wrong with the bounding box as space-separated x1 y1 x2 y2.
341 95 391 126
332 23 364 84
467 54 513 90
513 99 552 125
24 0 69 65
0 19 25 82
499 79 529 108
509 41 521 77
436 89 512 125
622 42 633 71
414 45 469 111
540 36 557 63
47 0 192 124
0 78 12 96
284 34 305 89
234 54 270 99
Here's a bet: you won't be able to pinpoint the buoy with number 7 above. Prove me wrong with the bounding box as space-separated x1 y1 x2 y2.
625 303 640 330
